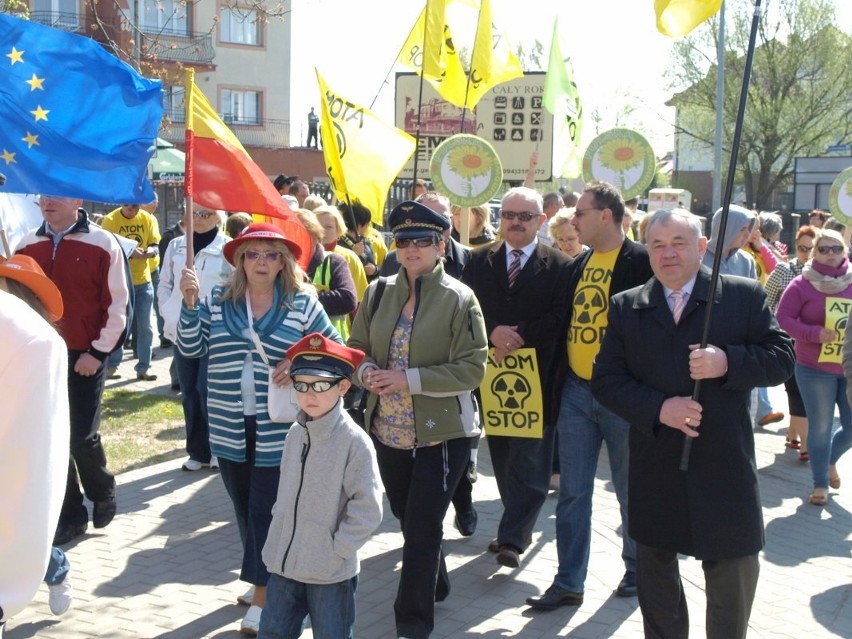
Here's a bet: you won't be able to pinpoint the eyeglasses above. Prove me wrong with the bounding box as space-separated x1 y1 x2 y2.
796 244 813 253
194 210 215 219
244 250 282 262
293 379 342 393
816 245 844 255
500 210 539 222
396 237 435 248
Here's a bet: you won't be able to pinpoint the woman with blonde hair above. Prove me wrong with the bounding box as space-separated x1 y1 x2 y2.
548 208 585 258
777 229 852 506
451 204 496 247
177 223 341 633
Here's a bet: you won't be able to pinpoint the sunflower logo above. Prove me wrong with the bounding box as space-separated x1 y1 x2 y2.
446 144 494 179
598 137 644 173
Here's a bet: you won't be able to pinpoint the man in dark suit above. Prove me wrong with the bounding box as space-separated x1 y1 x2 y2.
461 186 572 568
527 181 653 611
591 209 794 638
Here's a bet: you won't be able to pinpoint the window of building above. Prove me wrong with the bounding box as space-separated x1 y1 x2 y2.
32 0 80 29
221 89 260 125
139 0 188 34
163 85 186 122
220 7 261 45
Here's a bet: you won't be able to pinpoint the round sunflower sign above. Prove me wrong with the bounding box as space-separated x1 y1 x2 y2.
429 134 504 207
828 166 852 225
582 128 657 200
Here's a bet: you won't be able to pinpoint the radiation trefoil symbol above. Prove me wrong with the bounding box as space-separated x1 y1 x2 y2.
491 372 531 410
574 285 607 324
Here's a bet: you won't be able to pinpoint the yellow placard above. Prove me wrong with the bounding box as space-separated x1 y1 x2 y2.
818 296 851 364
480 347 544 439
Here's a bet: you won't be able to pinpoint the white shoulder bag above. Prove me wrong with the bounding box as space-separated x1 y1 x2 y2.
246 292 299 423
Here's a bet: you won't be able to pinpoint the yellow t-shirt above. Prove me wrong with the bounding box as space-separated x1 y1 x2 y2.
567 248 620 380
101 208 161 286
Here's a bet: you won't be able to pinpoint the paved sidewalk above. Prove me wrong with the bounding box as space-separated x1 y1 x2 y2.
6 359 851 638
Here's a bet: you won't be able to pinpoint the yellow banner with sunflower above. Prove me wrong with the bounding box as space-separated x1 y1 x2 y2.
582 128 657 200
428 134 503 207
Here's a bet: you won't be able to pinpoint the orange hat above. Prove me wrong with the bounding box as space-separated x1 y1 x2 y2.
0 254 64 322
286 333 365 380
223 222 303 266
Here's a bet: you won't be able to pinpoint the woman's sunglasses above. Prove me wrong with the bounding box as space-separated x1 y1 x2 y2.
816 245 844 255
396 237 435 249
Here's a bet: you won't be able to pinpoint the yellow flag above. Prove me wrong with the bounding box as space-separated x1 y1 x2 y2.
466 0 523 109
397 3 468 107
316 70 416 224
655 0 723 38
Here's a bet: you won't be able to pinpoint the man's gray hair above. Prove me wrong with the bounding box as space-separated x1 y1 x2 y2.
502 186 543 215
416 191 453 220
645 208 703 241
758 212 782 238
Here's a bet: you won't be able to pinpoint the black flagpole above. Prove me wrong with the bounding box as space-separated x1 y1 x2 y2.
680 0 763 471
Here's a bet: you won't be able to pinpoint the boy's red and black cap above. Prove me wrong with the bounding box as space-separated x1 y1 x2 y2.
286 333 365 380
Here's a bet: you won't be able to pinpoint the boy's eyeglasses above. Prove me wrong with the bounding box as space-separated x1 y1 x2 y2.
396 237 435 249
500 210 539 222
293 379 342 393
816 245 844 255
244 250 282 262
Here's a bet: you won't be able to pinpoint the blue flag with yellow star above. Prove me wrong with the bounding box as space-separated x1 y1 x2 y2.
0 14 162 203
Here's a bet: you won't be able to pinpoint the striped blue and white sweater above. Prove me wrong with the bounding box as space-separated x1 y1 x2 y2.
177 284 341 467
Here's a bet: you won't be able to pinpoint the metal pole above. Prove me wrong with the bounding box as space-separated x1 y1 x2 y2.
680 0 763 471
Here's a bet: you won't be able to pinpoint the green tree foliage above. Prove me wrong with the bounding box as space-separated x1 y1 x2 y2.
667 0 852 208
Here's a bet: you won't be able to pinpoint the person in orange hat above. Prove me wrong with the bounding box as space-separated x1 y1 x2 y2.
0 254 64 323
259 333 382 638
177 222 342 634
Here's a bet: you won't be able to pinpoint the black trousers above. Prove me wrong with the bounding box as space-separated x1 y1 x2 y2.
60 351 116 526
373 435 470 639
487 427 555 552
636 543 759 639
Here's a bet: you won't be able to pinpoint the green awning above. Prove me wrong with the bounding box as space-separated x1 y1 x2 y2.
151 138 185 182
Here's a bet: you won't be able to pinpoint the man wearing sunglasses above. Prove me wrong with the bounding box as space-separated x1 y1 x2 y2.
528 181 653 610
461 186 573 570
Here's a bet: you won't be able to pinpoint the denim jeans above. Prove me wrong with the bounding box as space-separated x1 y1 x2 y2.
756 387 774 420
794 364 852 488
555 375 635 592
174 350 211 463
44 547 70 586
107 281 154 374
259 573 357 639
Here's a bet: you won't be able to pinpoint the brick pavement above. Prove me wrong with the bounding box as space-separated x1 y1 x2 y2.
6 349 851 638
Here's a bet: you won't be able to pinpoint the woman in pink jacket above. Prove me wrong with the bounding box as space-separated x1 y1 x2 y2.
777 229 852 505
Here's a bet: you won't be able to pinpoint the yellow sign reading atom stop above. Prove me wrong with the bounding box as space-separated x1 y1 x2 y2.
481 347 544 439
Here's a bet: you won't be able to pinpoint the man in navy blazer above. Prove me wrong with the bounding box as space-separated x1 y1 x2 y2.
591 209 793 638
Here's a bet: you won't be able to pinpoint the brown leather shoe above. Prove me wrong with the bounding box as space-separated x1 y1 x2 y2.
496 545 520 568
488 539 500 553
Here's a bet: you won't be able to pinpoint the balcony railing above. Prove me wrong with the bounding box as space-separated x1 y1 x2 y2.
160 113 290 149
137 28 215 65
29 10 86 33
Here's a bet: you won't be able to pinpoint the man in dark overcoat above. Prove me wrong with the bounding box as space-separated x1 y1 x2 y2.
591 208 794 638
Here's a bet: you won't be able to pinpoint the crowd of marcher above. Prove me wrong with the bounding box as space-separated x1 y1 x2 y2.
4 174 851 639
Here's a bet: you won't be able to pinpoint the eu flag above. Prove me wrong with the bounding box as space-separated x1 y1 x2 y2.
0 14 163 203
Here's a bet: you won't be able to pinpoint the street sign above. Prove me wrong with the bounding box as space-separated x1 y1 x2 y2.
395 72 552 183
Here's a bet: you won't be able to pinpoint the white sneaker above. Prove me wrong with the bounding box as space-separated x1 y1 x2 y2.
240 605 262 635
182 459 203 471
237 584 254 606
209 456 219 469
48 574 73 615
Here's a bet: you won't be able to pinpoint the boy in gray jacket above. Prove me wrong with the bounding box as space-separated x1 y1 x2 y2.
259 333 383 639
